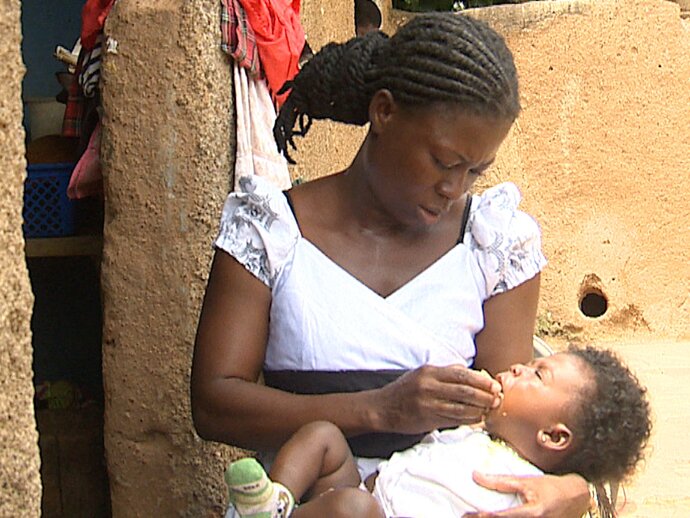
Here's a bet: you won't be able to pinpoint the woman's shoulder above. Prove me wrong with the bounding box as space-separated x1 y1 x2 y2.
467 182 547 298
214 176 301 287
468 181 539 243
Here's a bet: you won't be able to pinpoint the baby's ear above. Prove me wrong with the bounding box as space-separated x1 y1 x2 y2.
536 424 573 452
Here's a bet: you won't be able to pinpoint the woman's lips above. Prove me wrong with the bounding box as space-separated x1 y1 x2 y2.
418 206 442 224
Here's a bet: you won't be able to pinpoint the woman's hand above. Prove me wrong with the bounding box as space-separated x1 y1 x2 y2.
462 472 591 518
372 364 502 434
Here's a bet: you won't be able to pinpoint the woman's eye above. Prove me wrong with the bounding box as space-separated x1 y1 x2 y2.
469 167 487 177
434 157 454 170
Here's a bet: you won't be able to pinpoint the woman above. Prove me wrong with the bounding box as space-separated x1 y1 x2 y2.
192 13 591 517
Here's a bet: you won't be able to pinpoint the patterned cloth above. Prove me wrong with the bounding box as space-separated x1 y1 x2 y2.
79 35 103 98
221 0 261 77
62 56 85 138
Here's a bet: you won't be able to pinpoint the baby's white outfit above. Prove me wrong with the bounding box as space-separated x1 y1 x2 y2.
372 426 543 517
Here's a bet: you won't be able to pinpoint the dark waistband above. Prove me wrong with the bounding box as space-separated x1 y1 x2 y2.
263 369 426 458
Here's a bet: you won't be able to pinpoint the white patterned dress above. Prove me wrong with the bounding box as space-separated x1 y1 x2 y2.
216 175 546 515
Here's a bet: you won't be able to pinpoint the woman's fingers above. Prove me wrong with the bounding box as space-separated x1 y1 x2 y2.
377 365 502 433
430 365 501 410
464 472 588 518
436 364 502 395
462 473 543 517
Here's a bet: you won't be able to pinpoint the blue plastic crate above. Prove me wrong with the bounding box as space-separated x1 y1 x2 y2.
23 163 76 238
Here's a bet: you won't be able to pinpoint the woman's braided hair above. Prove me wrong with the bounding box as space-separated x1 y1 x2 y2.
274 13 520 163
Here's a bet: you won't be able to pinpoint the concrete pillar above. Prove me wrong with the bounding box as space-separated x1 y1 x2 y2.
100 0 235 515
100 0 363 513
0 1 42 517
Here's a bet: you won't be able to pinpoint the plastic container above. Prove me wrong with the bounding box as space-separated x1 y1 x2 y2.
23 163 76 238
24 97 66 142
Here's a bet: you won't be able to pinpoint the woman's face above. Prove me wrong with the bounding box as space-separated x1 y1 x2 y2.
365 96 513 230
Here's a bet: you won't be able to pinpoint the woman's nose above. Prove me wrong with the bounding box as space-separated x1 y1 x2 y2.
436 171 468 201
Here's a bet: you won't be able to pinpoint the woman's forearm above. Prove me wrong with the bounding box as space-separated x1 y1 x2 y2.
192 363 502 450
191 376 381 450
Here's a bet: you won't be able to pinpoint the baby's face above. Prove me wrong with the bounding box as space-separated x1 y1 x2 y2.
484 354 587 451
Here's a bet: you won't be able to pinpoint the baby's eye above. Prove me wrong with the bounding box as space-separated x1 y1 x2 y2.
535 368 543 381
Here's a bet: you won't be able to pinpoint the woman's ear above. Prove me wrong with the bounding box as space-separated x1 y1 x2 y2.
368 89 397 135
537 424 573 452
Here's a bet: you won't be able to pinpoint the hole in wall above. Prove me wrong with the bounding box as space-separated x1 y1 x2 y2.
579 289 608 318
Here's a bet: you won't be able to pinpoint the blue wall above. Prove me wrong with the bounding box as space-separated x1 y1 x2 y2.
21 0 84 99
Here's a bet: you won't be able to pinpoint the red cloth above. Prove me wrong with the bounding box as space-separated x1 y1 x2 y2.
237 0 305 106
81 0 117 50
68 121 103 199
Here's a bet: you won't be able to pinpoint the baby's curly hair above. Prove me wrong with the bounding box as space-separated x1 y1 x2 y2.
555 345 652 484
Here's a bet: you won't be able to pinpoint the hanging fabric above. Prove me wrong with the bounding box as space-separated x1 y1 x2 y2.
67 121 103 200
79 35 103 98
236 0 305 106
221 0 261 77
81 0 117 50
233 63 291 191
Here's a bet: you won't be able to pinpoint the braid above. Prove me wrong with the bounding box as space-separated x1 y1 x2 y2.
274 31 389 163
274 12 520 163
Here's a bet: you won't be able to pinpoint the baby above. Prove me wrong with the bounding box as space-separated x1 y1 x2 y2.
225 345 651 518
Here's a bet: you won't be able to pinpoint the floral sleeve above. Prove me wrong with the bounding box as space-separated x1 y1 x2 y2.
214 176 299 288
468 182 547 299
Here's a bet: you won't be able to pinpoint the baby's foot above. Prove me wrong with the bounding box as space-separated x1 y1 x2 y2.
225 458 295 518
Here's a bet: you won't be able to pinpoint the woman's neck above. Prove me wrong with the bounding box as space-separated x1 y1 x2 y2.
336 149 428 241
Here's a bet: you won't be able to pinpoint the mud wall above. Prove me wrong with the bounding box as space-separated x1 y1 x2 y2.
465 0 690 342
386 0 690 341
0 1 42 517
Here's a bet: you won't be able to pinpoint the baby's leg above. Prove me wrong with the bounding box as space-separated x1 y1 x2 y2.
270 421 361 501
291 487 385 518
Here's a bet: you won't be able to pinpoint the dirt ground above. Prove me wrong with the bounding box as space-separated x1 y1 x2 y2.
548 339 690 517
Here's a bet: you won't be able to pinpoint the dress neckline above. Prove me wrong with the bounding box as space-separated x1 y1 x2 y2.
299 237 467 300
282 190 472 300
